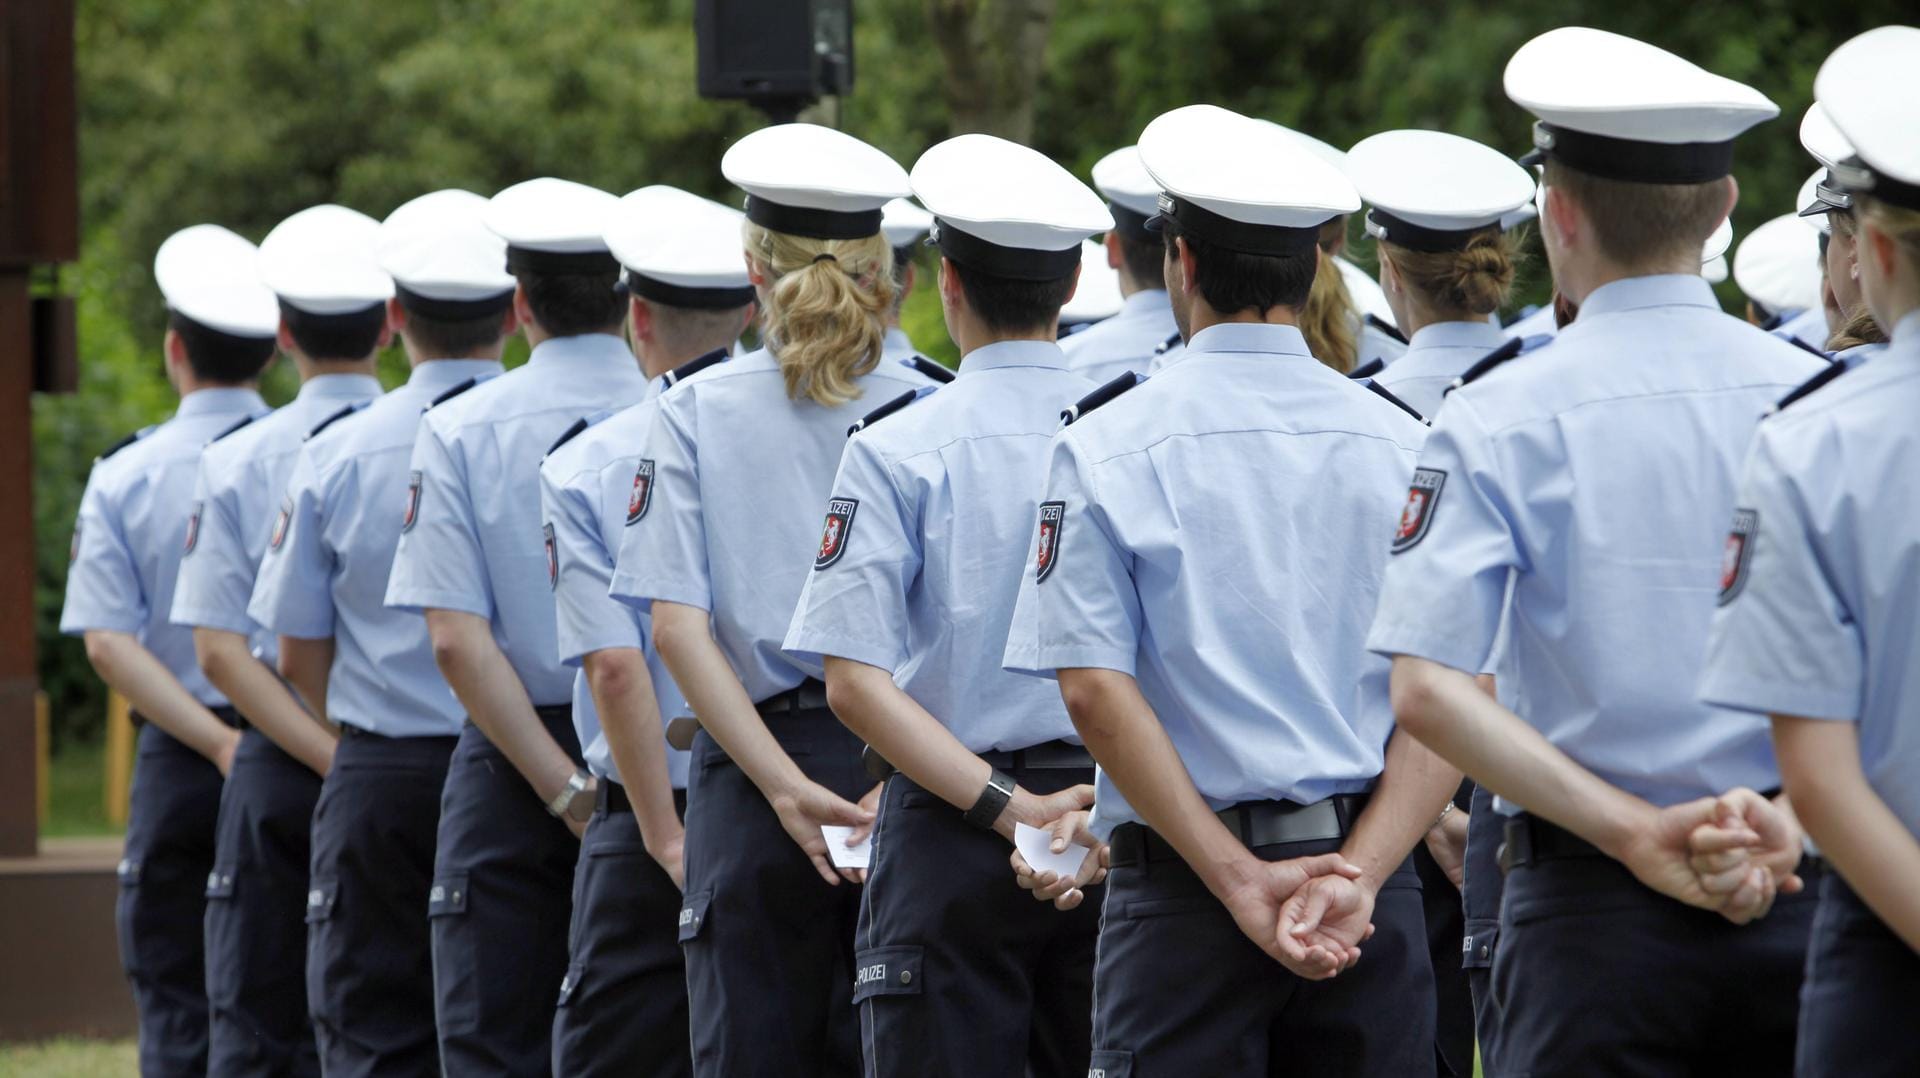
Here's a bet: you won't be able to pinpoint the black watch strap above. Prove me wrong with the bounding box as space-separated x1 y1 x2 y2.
963 769 1016 831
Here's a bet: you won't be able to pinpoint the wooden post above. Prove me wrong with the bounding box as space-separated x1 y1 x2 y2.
104 693 134 827
0 278 38 857
34 693 50 827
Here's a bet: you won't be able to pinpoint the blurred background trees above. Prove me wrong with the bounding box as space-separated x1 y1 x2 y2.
37 0 1905 748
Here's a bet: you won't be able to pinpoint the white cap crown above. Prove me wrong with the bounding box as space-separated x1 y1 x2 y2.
379 189 514 302
154 224 280 338
604 185 753 295
257 205 393 315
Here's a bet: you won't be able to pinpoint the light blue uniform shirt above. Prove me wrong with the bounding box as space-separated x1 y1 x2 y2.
882 327 920 365
1700 311 1920 836
610 347 936 703
62 387 270 706
1059 289 1177 386
1773 307 1829 352
1376 319 1515 419
785 340 1094 752
540 373 699 789
386 334 648 708
1366 275 1827 808
1503 304 1559 343
247 360 500 737
1835 342 1887 370
1004 323 1427 835
171 374 384 665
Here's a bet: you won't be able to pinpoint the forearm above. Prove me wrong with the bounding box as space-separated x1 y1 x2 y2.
1776 715 1920 950
586 648 683 853
276 635 334 722
195 628 336 775
824 657 993 816
1390 655 1652 862
1343 729 1462 891
426 610 578 803
83 631 239 766
1059 667 1252 896
653 602 806 800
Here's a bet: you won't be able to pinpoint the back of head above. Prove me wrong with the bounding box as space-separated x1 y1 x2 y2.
171 312 276 383
1114 231 1167 291
517 267 626 338
1544 160 1729 270
153 223 281 383
1825 302 1888 351
745 222 895 406
1383 229 1523 318
281 301 389 361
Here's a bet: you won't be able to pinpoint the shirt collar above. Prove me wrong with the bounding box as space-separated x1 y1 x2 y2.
1119 289 1171 318
527 333 641 372
1185 322 1313 359
408 359 504 394
957 339 1070 375
176 386 268 418
1576 274 1722 320
884 328 915 354
1892 310 1920 349
295 372 384 401
1405 319 1512 353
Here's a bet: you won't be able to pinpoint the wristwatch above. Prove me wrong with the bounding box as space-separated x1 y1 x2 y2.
963 769 1016 831
547 770 595 824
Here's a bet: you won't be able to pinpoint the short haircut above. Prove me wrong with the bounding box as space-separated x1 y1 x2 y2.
950 260 1076 333
1160 218 1317 317
1544 159 1729 268
401 306 509 358
1115 232 1166 289
516 269 626 337
645 298 752 360
170 312 276 383
280 300 386 361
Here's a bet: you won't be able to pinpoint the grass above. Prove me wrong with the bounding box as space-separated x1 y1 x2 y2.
0 1039 135 1076
42 739 122 839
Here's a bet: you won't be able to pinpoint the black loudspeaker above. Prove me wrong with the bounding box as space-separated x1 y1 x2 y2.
695 0 854 116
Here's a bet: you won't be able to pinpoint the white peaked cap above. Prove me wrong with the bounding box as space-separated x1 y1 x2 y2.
1059 240 1123 324
155 224 280 338
257 205 394 315
604 185 753 303
1797 170 1835 234
1815 26 1920 211
379 190 514 303
486 178 620 257
881 199 934 249
913 133 1111 280
1704 215 1735 264
1091 146 1161 220
723 123 910 240
1733 213 1822 313
1139 104 1359 254
1347 129 1537 249
1798 103 1853 170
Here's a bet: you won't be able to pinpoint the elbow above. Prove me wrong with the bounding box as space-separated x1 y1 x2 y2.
427 621 477 682
822 660 878 723
1388 657 1446 741
193 629 239 687
584 652 641 702
1058 671 1121 744
82 631 119 675
650 607 699 670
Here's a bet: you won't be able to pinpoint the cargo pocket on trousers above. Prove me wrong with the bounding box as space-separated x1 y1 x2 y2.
1087 1049 1133 1077
428 872 476 1032
304 878 343 1027
851 945 923 1005
205 864 237 900
555 961 586 1009
677 890 712 944
115 858 143 979
1461 918 1499 970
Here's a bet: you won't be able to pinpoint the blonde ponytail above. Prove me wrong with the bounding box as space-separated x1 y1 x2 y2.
1299 248 1358 374
744 222 897 406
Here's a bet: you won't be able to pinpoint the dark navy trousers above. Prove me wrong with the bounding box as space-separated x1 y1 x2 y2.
855 767 1100 1078
120 716 228 1077
1414 781 1475 1077
1460 784 1506 1073
430 706 582 1077
306 727 455 1078
1794 871 1920 1078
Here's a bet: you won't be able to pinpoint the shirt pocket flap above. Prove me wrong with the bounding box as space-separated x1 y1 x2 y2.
852 945 924 1004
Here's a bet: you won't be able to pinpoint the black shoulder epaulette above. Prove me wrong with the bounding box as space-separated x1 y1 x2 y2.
1445 337 1526 397
1348 357 1386 381
1767 362 1850 416
98 427 150 461
429 378 479 408
1782 334 1834 364
210 414 257 443
662 348 729 389
1152 331 1182 357
547 417 590 456
1365 313 1409 346
1363 379 1427 425
905 354 955 384
305 403 361 442
1061 372 1141 426
847 389 923 438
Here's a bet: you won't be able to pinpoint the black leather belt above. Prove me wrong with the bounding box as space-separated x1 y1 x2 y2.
755 678 829 718
132 706 245 730
1502 788 1789 873
594 779 687 818
1109 793 1371 868
862 738 1093 781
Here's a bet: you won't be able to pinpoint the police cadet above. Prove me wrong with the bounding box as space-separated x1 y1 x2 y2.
783 132 1109 1078
383 176 643 1076
538 184 754 1077
170 204 391 1077
1347 130 1538 418
608 123 935 1077
1057 145 1176 385
1003 104 1454 1077
1733 213 1826 348
1699 25 1920 1077
61 225 277 1077
1368 27 1829 1077
880 197 933 364
1799 102 1891 366
245 189 514 1076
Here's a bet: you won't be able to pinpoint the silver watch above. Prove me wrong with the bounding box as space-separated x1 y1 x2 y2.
547 770 594 823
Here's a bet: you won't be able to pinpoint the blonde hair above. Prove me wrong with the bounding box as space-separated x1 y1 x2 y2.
1299 247 1358 374
1381 229 1524 318
1825 304 1887 351
743 222 897 406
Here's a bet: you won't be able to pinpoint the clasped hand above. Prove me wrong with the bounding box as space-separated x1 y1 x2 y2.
1624 787 1804 925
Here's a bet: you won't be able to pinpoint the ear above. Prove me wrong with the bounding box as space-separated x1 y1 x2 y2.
1542 184 1580 251
1104 231 1124 271
899 262 917 296
374 319 394 352
498 304 521 337
163 327 188 372
745 252 769 289
1174 237 1200 296
1719 175 1740 225
937 256 964 309
1863 219 1901 282
386 297 407 336
1062 260 1083 305
628 295 654 341
277 320 298 356
511 283 535 333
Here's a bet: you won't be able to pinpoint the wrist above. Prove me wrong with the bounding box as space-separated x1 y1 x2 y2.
1592 798 1658 864
1199 849 1264 903
995 788 1042 841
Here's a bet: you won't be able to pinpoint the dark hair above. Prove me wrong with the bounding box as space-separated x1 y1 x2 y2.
950 260 1076 332
401 305 510 358
1160 218 1317 317
170 311 276 383
280 300 386 361
516 269 626 337
1115 232 1165 289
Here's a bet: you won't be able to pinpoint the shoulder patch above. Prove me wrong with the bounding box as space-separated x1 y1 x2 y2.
1152 331 1182 357
547 417 590 456
98 426 152 461
210 414 257 444
402 470 423 533
1446 337 1527 397
268 495 293 552
1362 379 1426 425
183 501 204 554
429 378 479 408
847 389 925 438
1034 501 1065 582
663 347 729 388
1061 372 1141 426
902 354 955 384
1718 508 1759 605
1366 313 1409 346
625 460 655 525
305 402 363 441
1767 362 1849 417
1348 357 1385 381
543 522 558 589
813 497 858 570
1391 468 1447 554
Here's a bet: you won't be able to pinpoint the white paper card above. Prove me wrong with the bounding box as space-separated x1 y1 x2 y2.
1015 822 1094 880
821 825 872 869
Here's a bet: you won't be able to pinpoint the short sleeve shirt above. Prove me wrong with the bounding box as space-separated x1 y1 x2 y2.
1059 290 1178 387
1376 319 1515 419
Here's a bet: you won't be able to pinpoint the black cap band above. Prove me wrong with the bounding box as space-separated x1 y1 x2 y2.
1365 210 1500 253
932 219 1080 282
1521 121 1736 185
505 245 621 276
1148 194 1322 258
395 284 515 321
743 195 883 241
1107 202 1157 242
1830 156 1920 213
624 269 756 311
